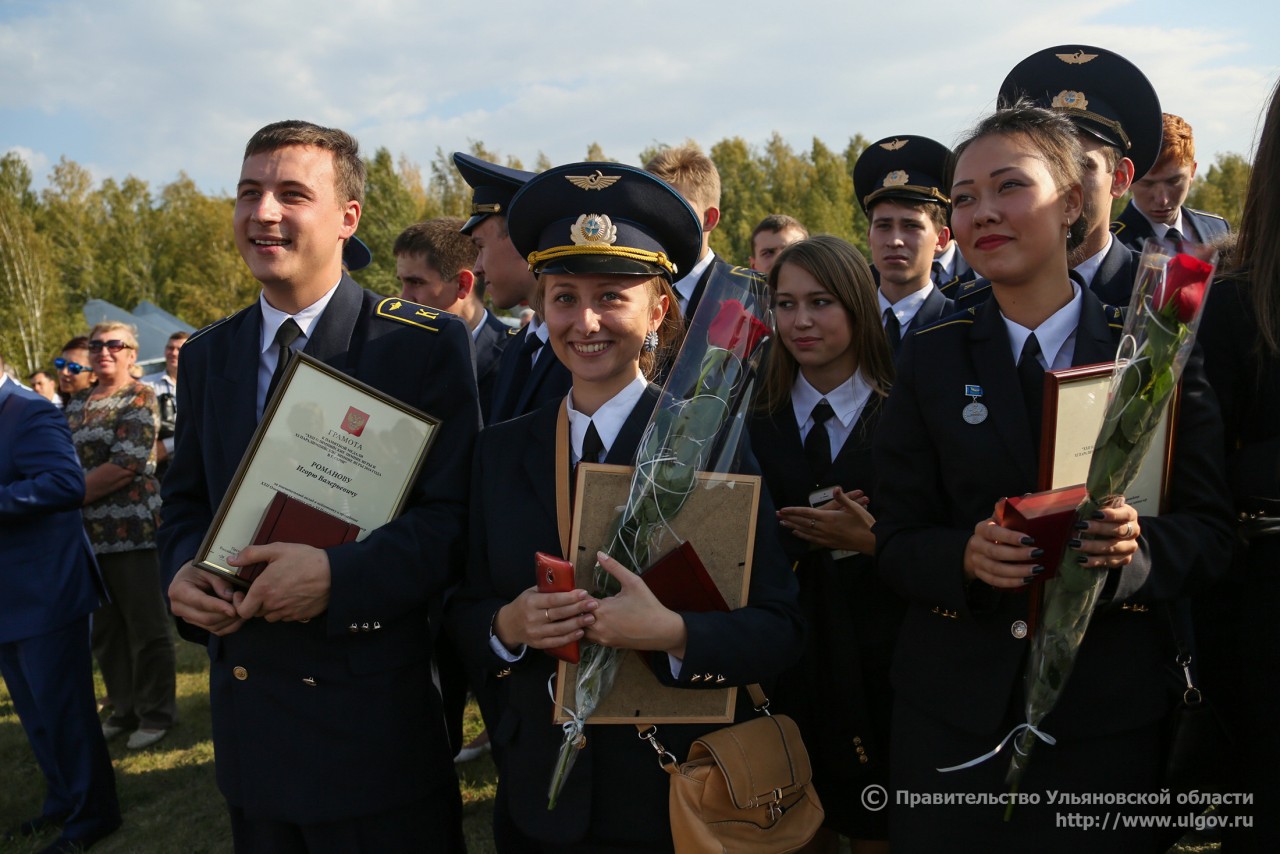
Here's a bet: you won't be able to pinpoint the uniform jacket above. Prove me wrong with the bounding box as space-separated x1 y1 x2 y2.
0 381 103 644
474 310 516 424
1111 200 1230 253
488 324 572 424
955 237 1140 309
448 386 804 848
749 394 904 825
935 259 977 300
874 289 1233 741
157 276 481 823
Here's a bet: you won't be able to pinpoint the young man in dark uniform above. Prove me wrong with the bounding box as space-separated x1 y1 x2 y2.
160 120 479 852
456 152 572 424
854 134 958 356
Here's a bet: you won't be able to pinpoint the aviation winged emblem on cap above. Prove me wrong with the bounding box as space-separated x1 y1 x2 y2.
1051 90 1089 110
569 214 618 246
879 138 909 151
565 170 622 191
1056 49 1099 64
883 170 909 187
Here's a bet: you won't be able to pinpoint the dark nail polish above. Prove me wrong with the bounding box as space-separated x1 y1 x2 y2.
1073 521 1089 530
1031 565 1046 574
1067 538 1082 549
1076 555 1089 564
1022 577 1036 585
1091 511 1106 520
1020 536 1036 546
1029 548 1045 558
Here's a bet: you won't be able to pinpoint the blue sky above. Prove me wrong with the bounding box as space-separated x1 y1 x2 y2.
3 0 1277 196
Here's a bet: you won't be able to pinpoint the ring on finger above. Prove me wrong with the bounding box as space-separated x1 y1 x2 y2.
545 609 551 623
809 518 816 529
1119 522 1131 538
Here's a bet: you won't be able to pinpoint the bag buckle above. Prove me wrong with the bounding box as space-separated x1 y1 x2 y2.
754 698 772 716
767 788 785 821
638 725 678 769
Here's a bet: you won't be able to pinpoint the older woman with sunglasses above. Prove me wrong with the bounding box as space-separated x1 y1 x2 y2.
65 322 177 750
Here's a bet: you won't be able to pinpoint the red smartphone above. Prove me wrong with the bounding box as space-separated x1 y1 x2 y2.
534 552 580 664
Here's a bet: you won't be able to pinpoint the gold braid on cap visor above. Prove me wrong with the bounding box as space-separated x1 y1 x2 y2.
863 184 951 210
526 245 676 275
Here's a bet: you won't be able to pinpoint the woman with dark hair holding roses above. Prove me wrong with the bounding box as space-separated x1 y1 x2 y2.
447 162 803 852
1196 76 1280 853
873 104 1232 852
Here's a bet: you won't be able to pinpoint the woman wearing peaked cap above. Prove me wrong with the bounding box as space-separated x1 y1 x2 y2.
873 104 1232 852
446 162 803 852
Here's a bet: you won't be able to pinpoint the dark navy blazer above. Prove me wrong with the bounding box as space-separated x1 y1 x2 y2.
1112 200 1230 253
448 386 803 848
157 276 480 824
874 290 1233 742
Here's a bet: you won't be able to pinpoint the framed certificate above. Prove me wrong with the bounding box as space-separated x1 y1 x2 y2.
552 462 761 725
195 353 440 586
1038 362 1178 514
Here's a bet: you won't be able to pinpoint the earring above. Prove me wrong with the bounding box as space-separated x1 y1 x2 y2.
643 330 658 353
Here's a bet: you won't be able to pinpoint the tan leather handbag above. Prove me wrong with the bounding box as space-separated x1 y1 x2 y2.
639 685 824 853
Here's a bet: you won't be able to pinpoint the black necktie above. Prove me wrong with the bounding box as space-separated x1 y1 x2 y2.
1166 227 1184 244
265 318 303 403
931 260 946 285
1018 333 1045 444
884 308 902 355
804 401 835 486
581 420 604 467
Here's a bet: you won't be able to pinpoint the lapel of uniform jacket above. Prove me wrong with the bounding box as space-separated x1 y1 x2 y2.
1073 288 1123 364
304 275 361 374
606 384 661 465
488 331 524 423
829 392 882 486
522 401 562 533
212 304 266 479
968 297 1039 483
513 342 565 416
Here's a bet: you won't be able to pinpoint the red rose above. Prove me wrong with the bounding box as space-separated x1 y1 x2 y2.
706 299 770 356
1154 253 1213 324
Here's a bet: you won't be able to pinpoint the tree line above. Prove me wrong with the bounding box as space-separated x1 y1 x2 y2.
0 138 1250 377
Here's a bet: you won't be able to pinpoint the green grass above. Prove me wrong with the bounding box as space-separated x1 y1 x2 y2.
1 641 498 853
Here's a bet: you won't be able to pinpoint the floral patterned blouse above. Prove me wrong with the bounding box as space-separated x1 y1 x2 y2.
65 381 162 554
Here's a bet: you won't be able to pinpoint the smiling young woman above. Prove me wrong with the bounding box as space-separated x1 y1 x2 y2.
447 161 803 852
871 105 1233 851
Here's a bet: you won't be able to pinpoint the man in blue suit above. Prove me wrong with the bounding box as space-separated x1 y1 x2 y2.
0 355 121 852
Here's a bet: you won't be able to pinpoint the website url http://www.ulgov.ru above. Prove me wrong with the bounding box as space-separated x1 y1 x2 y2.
1057 810 1253 832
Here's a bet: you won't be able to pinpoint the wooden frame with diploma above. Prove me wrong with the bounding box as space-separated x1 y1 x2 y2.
194 352 441 587
552 463 761 725
1038 361 1179 513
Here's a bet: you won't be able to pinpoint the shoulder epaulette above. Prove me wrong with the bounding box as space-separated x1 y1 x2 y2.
1103 304 1125 328
375 297 442 331
507 327 520 337
1109 220 1126 235
186 305 251 345
955 279 992 303
916 312 975 335
1186 207 1227 222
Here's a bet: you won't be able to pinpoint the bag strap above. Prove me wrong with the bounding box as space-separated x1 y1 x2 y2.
555 399 571 559
635 683 771 768
1161 603 1203 705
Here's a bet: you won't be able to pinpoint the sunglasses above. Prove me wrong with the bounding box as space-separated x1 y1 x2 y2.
54 357 91 375
88 339 135 353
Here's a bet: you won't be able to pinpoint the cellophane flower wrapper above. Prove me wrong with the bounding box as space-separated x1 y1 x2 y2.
1003 237 1217 813
548 265 773 807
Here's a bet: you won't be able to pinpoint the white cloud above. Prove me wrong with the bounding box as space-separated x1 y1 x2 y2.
1 0 1276 193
